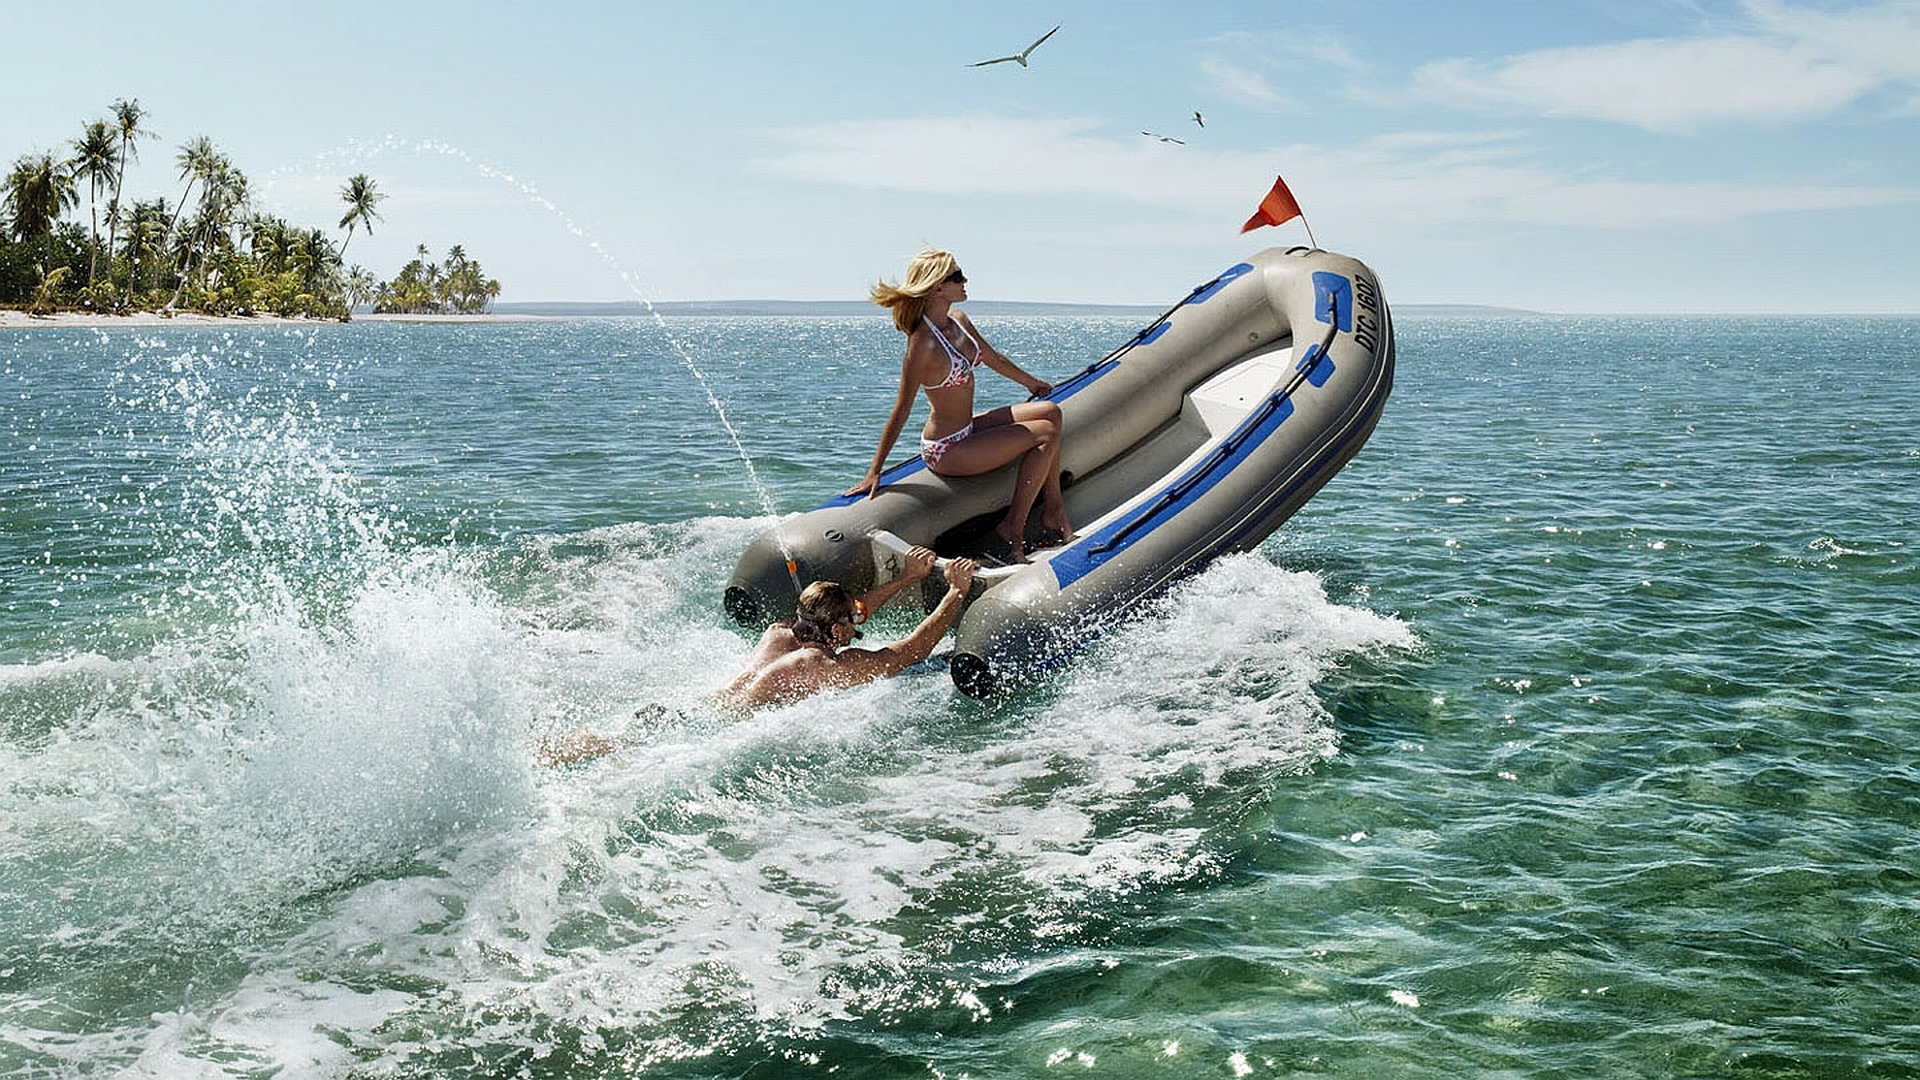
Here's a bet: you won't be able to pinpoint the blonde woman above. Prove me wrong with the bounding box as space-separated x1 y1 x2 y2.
849 247 1071 563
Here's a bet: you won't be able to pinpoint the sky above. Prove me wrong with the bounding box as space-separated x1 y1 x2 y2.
5 0 1918 313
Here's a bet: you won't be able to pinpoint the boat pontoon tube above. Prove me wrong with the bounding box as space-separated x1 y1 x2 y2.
723 245 1393 697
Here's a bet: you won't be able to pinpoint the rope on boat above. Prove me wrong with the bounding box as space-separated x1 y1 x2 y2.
1085 294 1344 556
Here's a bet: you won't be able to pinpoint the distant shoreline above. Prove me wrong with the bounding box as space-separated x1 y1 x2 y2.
491 300 1170 318
4 303 1635 330
0 304 1163 329
0 310 557 329
490 300 1552 318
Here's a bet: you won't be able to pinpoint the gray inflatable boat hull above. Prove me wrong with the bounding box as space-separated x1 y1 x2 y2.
723 246 1394 696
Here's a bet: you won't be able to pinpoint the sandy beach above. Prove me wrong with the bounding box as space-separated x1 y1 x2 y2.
0 310 549 329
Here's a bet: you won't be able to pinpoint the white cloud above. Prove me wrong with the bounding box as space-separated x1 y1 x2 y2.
770 117 1918 231
1414 0 1920 131
1195 30 1366 110
1334 132 1917 227
1747 0 1920 85
1199 55 1295 109
1416 37 1870 131
770 115 1291 207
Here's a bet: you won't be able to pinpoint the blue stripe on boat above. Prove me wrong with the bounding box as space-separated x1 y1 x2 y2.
817 455 928 509
1048 389 1298 589
1050 358 1120 401
1298 343 1333 387
1313 272 1352 331
1190 263 1255 305
1016 388 1382 682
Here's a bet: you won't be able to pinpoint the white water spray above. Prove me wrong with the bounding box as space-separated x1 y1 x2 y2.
285 135 803 587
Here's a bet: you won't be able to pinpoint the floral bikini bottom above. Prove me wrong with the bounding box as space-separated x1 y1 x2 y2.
919 423 974 468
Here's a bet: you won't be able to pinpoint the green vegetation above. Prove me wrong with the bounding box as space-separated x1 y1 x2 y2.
373 244 501 315
3 100 499 319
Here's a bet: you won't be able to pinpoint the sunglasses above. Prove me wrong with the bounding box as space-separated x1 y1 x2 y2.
945 270 967 285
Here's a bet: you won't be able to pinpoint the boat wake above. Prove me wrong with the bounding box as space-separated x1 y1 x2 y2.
2 511 1412 1074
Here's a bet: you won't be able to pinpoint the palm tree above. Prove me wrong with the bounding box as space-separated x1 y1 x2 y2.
415 243 442 310
28 263 70 316
374 244 441 313
6 151 77 241
122 197 170 297
441 244 498 313
335 173 384 262
70 120 121 288
297 227 340 282
103 98 152 282
162 137 231 310
343 266 377 316
245 213 291 275
294 227 344 316
171 162 247 310
164 136 222 256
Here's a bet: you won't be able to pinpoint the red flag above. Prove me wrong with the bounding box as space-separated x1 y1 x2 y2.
1240 174 1303 233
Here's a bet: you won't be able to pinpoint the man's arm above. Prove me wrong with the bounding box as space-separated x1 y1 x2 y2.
857 545 936 614
729 561 979 708
837 559 977 681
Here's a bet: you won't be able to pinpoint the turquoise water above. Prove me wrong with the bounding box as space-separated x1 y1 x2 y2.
3 311 1916 1078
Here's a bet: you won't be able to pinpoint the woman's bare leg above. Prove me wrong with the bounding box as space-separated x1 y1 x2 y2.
933 405 1062 562
997 442 1057 561
1012 401 1071 539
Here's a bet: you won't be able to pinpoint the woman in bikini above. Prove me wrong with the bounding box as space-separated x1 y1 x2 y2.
847 247 1071 563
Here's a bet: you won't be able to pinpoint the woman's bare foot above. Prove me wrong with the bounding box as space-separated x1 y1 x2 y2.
995 521 1030 564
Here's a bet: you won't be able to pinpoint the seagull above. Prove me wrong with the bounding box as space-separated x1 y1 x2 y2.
1193 111 1205 128
1142 131 1186 144
972 24 1060 67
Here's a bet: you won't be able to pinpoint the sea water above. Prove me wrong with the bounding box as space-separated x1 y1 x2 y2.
2 313 1916 1078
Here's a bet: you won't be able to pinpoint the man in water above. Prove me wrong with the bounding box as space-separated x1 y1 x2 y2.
719 545 941 697
539 548 976 764
717 551 977 710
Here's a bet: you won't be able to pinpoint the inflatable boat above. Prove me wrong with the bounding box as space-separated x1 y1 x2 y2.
724 245 1394 696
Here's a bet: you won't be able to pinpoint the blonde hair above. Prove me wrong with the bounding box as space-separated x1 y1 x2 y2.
870 246 958 334
791 581 856 646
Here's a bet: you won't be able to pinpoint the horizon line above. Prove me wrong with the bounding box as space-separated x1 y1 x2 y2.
488 300 1920 318
490 299 1549 317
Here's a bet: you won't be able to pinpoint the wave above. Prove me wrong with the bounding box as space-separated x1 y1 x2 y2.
2 511 1411 1074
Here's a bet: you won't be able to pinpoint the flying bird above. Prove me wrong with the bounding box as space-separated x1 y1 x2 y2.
1193 111 1205 127
1142 131 1186 144
972 24 1060 67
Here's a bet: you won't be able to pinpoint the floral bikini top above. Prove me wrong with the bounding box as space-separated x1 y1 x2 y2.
924 316 982 389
